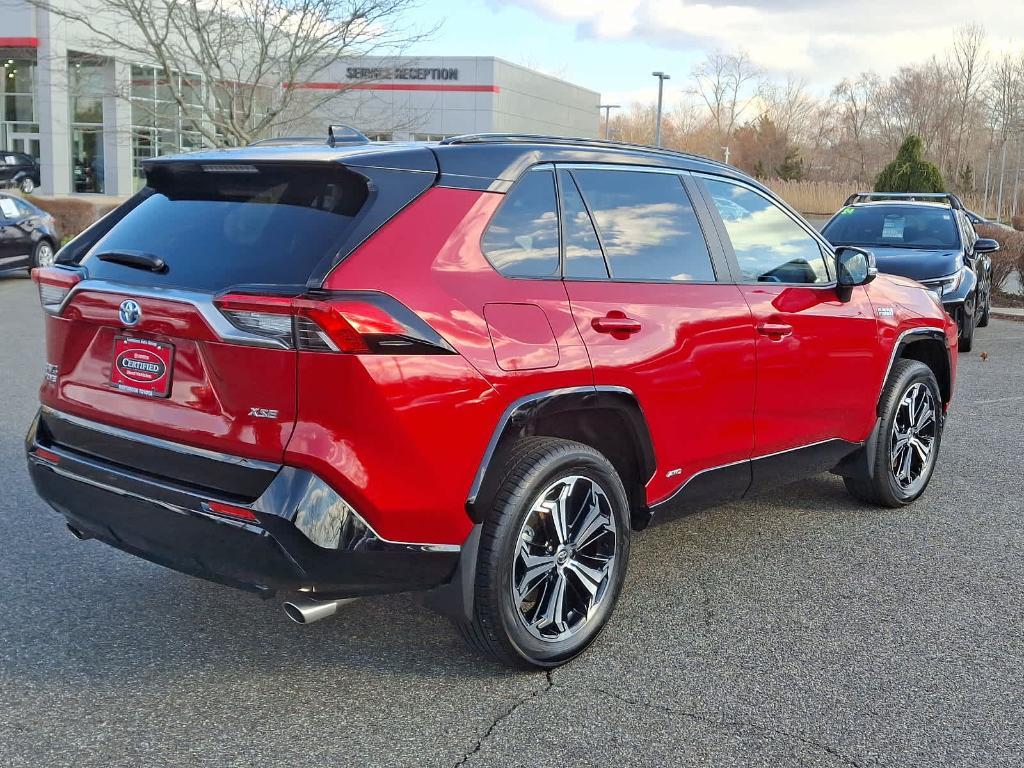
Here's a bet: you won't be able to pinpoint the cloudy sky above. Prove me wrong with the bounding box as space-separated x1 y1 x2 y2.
405 1 1024 105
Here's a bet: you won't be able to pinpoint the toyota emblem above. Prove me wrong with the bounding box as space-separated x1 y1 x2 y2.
119 299 142 326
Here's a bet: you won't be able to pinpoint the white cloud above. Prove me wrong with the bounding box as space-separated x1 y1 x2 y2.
505 0 1024 87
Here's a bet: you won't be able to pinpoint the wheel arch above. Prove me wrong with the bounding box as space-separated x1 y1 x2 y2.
890 331 951 408
465 387 656 531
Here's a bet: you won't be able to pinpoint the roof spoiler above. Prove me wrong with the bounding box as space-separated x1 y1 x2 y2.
327 125 370 147
843 192 964 210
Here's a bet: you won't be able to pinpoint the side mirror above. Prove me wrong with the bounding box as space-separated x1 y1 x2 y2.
974 238 1000 254
836 246 877 287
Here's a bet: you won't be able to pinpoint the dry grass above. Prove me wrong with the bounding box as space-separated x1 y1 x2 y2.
764 180 857 216
765 180 985 217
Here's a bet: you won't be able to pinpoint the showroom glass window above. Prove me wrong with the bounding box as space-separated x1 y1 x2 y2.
130 65 205 190
0 56 40 160
69 55 106 193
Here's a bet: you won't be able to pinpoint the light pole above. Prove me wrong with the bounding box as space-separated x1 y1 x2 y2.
598 104 620 140
721 146 731 165
651 71 670 147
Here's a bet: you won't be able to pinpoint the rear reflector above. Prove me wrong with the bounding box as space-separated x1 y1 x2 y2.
34 447 61 464
204 500 260 523
213 291 454 355
31 267 82 313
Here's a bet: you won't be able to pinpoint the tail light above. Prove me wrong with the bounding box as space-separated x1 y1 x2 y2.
31 267 82 313
213 292 455 355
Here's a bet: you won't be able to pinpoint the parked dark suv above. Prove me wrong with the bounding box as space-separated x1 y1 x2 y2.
27 133 957 668
822 192 997 352
0 152 41 194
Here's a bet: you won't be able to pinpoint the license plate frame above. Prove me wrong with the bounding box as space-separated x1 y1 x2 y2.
110 336 175 398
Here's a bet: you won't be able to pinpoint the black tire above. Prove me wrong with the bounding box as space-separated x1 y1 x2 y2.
30 239 56 269
455 437 631 669
843 359 943 508
958 297 975 353
977 281 991 328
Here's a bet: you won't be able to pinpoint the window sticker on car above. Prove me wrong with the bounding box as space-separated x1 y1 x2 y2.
839 206 856 215
0 198 19 218
882 215 906 239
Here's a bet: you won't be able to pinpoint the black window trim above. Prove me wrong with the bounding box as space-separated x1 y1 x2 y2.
693 171 838 288
554 162 725 286
554 167 611 280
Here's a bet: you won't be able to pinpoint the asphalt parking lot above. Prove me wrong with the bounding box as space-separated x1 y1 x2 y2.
1 272 1022 768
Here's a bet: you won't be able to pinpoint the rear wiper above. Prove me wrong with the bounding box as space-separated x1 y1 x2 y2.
95 250 167 273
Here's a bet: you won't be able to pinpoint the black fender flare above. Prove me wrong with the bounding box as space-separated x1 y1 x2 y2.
425 385 656 623
464 385 656 523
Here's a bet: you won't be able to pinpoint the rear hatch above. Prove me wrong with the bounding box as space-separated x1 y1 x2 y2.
35 152 435 471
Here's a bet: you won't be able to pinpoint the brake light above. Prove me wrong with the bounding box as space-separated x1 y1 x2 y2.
31 267 82 313
213 292 454 355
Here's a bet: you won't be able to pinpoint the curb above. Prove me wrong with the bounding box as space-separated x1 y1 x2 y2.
991 309 1024 322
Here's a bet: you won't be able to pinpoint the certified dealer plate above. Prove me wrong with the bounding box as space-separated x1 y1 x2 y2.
110 336 175 398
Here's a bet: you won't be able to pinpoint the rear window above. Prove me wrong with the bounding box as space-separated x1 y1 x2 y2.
81 163 368 291
823 205 960 250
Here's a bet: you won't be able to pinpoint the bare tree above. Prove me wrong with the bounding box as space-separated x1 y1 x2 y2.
948 24 988 181
987 50 1024 218
26 0 432 146
690 50 761 146
829 73 880 181
758 75 815 142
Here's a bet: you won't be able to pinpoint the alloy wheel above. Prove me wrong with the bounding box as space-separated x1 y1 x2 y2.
20 178 35 194
36 242 55 268
889 382 937 493
511 475 617 643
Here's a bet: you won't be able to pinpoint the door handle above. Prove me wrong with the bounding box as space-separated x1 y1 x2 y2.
756 322 793 339
592 313 642 336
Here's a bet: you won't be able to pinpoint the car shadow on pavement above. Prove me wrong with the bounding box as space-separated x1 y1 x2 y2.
5 556 513 682
4 472 875 688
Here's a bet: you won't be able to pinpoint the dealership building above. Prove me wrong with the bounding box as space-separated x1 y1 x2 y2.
1 3 600 196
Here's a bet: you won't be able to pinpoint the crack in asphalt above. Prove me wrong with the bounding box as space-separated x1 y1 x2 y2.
452 671 555 768
452 672 863 768
590 686 864 768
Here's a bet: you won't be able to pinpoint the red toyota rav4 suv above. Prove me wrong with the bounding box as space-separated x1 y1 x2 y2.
27 134 958 669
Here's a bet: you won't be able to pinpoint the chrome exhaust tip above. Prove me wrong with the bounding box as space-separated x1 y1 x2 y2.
283 597 354 625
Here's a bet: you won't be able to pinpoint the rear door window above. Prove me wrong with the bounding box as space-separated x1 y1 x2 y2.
81 162 369 291
570 169 716 282
481 169 560 278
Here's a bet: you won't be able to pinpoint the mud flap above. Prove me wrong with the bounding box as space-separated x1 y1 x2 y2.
422 524 482 623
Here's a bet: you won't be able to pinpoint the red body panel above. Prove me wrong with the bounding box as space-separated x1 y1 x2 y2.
40 292 297 462
739 284 882 455
564 280 757 503
309 188 593 542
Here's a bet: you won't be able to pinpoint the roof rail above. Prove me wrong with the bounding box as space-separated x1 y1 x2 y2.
843 191 964 210
440 133 731 169
248 136 326 147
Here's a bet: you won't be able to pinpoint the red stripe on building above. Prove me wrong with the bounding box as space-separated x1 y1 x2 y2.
0 37 40 47
292 82 500 93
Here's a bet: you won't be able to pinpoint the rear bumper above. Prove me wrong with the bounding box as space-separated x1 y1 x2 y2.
26 411 459 599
